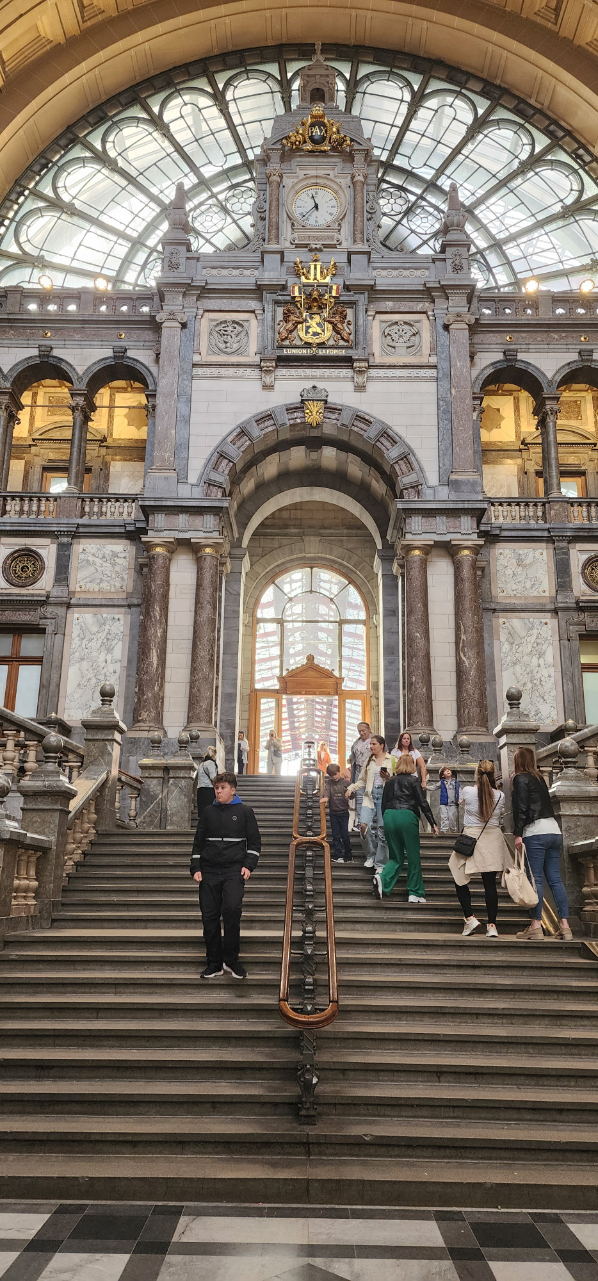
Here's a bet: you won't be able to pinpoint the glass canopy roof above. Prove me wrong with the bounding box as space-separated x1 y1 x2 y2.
2 43 598 293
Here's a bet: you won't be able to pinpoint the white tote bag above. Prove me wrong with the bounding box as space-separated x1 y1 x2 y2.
502 842 539 908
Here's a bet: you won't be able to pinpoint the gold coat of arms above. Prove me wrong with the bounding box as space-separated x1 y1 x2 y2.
277 254 353 350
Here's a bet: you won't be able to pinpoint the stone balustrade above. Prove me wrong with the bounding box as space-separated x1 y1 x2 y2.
115 768 142 826
570 501 598 524
0 492 140 520
63 771 106 877
487 498 598 525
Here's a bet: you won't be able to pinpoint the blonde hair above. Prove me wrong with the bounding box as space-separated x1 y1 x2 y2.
395 754 416 775
476 759 498 822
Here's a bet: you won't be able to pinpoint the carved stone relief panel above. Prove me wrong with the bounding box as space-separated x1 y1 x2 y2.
199 312 257 362
373 313 430 363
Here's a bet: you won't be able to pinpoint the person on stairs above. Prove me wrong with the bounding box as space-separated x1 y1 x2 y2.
196 746 218 816
512 746 572 941
346 734 395 871
190 770 261 980
237 731 249 775
323 762 353 863
375 754 437 903
265 729 283 776
449 760 512 939
439 766 460 833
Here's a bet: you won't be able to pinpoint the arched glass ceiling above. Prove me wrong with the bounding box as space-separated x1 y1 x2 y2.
2 44 598 293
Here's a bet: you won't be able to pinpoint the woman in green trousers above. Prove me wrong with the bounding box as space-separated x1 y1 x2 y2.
374 754 438 904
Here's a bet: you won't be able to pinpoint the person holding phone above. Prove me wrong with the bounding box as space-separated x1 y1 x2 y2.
346 734 396 872
376 754 438 903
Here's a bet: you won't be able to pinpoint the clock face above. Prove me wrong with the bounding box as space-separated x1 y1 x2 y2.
293 186 340 228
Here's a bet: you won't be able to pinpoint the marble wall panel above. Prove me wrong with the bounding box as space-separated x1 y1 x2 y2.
64 611 124 720
108 461 144 493
427 547 457 738
75 542 130 593
498 615 558 726
495 547 549 599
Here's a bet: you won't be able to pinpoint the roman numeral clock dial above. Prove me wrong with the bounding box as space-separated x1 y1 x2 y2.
293 186 340 228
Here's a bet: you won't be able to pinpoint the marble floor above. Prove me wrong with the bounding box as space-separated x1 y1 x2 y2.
0 1203 598 1281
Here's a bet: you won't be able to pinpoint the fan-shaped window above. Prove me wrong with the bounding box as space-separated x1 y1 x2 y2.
3 45 598 290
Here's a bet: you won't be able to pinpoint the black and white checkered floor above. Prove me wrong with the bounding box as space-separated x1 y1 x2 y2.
1 1202 598 1280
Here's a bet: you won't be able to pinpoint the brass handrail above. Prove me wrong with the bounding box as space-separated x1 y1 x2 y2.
279 764 339 1031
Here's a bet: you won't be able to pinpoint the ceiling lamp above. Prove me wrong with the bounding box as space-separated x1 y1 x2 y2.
580 278 595 293
523 278 539 294
38 273 53 290
94 276 109 290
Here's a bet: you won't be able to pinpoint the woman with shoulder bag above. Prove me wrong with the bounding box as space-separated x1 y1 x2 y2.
449 760 512 938
346 734 395 872
512 747 572 941
196 746 218 815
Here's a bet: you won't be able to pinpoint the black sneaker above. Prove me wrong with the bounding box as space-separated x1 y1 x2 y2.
223 961 247 980
201 962 224 979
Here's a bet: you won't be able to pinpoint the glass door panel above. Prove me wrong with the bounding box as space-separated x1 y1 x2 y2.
282 696 339 774
14 665 41 717
0 665 8 706
344 698 364 766
583 671 598 725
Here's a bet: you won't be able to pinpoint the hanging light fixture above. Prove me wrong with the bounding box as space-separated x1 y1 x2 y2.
94 276 109 291
38 273 53 290
580 278 595 294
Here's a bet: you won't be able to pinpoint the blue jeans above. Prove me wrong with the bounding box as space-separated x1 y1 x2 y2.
524 832 569 921
330 811 352 861
365 784 388 871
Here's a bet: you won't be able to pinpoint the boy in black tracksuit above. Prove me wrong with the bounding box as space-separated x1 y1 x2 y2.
190 770 261 980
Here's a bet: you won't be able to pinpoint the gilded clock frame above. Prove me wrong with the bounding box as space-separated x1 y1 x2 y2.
292 184 341 230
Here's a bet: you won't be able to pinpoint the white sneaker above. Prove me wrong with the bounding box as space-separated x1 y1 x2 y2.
373 873 383 900
364 858 374 868
408 894 426 904
462 916 481 936
486 923 498 938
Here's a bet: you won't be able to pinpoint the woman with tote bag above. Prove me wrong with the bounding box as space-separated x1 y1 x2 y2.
512 746 572 941
449 760 513 938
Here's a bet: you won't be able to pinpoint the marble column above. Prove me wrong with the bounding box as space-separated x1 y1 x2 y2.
65 392 94 494
0 391 21 491
376 549 402 743
144 390 157 474
218 547 249 768
266 164 282 245
403 543 435 733
352 165 367 245
186 540 223 730
535 394 561 498
445 312 479 494
451 541 488 735
145 307 186 496
131 538 176 732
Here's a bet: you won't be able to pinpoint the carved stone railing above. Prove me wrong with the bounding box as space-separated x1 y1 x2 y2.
487 500 547 525
0 493 140 520
64 770 108 877
570 501 598 524
115 768 142 827
537 722 598 786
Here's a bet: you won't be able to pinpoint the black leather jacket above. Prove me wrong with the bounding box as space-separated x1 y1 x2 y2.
512 771 556 838
381 774 435 827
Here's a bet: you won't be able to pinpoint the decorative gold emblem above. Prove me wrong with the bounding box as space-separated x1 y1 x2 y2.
281 104 351 153
2 548 45 588
277 254 352 350
582 555 598 592
303 400 325 426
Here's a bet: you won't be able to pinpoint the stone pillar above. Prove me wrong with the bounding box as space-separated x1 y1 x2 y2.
445 312 479 495
65 391 94 494
164 732 197 829
186 540 223 731
403 543 435 733
144 390 157 475
353 165 367 245
218 547 249 769
80 682 126 832
535 393 562 500
266 163 282 245
549 737 598 927
472 391 485 483
145 308 186 496
493 686 540 830
450 541 488 735
376 550 401 742
131 538 176 733
0 390 21 491
18 733 76 924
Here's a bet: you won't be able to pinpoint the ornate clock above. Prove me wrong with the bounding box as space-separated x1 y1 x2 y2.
293 186 340 229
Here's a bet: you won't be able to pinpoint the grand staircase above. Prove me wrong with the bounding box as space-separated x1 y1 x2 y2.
1 773 598 1207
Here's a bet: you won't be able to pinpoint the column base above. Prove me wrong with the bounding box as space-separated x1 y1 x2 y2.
448 471 483 497
144 468 179 497
127 722 166 736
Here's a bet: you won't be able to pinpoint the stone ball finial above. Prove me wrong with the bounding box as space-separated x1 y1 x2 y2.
458 735 471 751
419 732 430 748
506 687 522 711
564 719 577 735
0 773 11 805
559 737 579 768
431 735 444 750
99 683 115 707
149 730 163 746
178 732 190 753
188 729 200 743
42 732 63 761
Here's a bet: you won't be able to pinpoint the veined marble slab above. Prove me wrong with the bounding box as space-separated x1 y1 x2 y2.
65 611 124 719
496 547 549 598
499 615 558 725
109 460 144 493
76 542 129 593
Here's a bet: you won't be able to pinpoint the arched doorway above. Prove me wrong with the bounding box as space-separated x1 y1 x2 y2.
249 566 370 774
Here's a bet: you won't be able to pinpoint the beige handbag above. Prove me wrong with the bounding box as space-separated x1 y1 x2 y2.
502 842 539 908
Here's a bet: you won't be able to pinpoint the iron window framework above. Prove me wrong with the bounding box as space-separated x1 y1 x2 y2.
2 44 598 292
